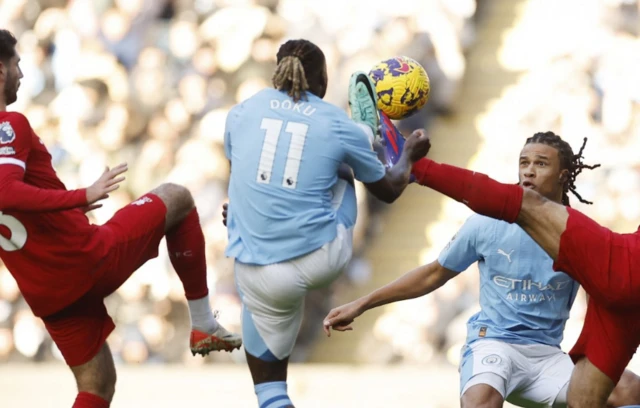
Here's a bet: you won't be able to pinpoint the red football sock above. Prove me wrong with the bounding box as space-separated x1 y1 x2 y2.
412 158 523 223
166 209 209 300
73 392 110 408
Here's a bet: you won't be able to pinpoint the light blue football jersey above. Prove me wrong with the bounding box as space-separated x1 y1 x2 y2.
224 88 385 265
438 214 580 348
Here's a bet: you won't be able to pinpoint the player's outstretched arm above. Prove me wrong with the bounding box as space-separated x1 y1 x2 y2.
0 163 127 213
364 129 430 203
0 165 87 212
323 260 456 336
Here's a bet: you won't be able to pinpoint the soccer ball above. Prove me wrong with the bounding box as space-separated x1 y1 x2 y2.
368 56 430 120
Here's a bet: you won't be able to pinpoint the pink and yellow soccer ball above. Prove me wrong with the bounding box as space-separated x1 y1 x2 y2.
368 56 430 120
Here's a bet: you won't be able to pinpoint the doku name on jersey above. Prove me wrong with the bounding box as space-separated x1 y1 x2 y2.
270 99 317 116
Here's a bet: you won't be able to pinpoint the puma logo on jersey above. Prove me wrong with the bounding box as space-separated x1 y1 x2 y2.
131 196 153 206
497 248 514 263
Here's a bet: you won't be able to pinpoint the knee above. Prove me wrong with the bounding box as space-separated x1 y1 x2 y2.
157 183 195 209
152 183 195 226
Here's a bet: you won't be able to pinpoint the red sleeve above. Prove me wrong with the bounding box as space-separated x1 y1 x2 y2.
0 113 87 212
0 111 30 164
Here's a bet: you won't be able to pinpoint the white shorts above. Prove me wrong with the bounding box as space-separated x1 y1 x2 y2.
235 223 353 360
459 340 573 407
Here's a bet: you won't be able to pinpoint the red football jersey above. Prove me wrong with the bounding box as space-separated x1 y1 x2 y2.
0 112 110 317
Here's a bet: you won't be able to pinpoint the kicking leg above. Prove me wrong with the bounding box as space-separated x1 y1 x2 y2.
149 183 241 354
378 120 568 259
412 159 568 260
411 158 625 298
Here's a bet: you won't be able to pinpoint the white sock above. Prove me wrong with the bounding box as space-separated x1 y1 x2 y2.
187 295 219 333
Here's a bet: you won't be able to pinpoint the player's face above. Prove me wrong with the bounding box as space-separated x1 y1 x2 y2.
518 143 567 202
1 53 23 106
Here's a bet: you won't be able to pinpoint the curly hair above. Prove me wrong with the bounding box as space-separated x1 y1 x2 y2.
272 39 326 102
525 131 600 206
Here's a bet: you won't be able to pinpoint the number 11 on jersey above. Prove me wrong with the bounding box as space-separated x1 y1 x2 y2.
256 118 309 189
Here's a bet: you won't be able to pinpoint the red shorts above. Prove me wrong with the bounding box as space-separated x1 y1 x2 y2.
568 298 640 383
42 194 167 367
553 208 640 382
553 208 638 309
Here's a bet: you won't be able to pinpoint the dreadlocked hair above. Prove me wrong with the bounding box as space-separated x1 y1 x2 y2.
525 131 601 206
273 39 326 102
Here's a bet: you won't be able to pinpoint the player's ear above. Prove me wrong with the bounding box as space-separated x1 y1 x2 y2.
0 60 7 83
558 169 569 184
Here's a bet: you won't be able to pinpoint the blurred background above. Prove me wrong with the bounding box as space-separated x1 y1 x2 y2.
0 0 639 406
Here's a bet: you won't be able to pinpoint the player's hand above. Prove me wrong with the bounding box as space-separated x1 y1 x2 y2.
85 163 128 205
222 203 228 227
322 300 365 337
403 128 431 163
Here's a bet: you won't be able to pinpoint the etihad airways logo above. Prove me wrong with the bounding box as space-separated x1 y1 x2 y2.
493 276 571 291
493 276 572 303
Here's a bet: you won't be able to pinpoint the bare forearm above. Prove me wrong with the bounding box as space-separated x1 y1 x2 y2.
358 262 454 312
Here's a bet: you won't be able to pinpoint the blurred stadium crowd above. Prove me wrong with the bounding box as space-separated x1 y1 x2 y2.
1 0 638 371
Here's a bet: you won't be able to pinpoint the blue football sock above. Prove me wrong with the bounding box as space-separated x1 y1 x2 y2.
255 381 293 408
